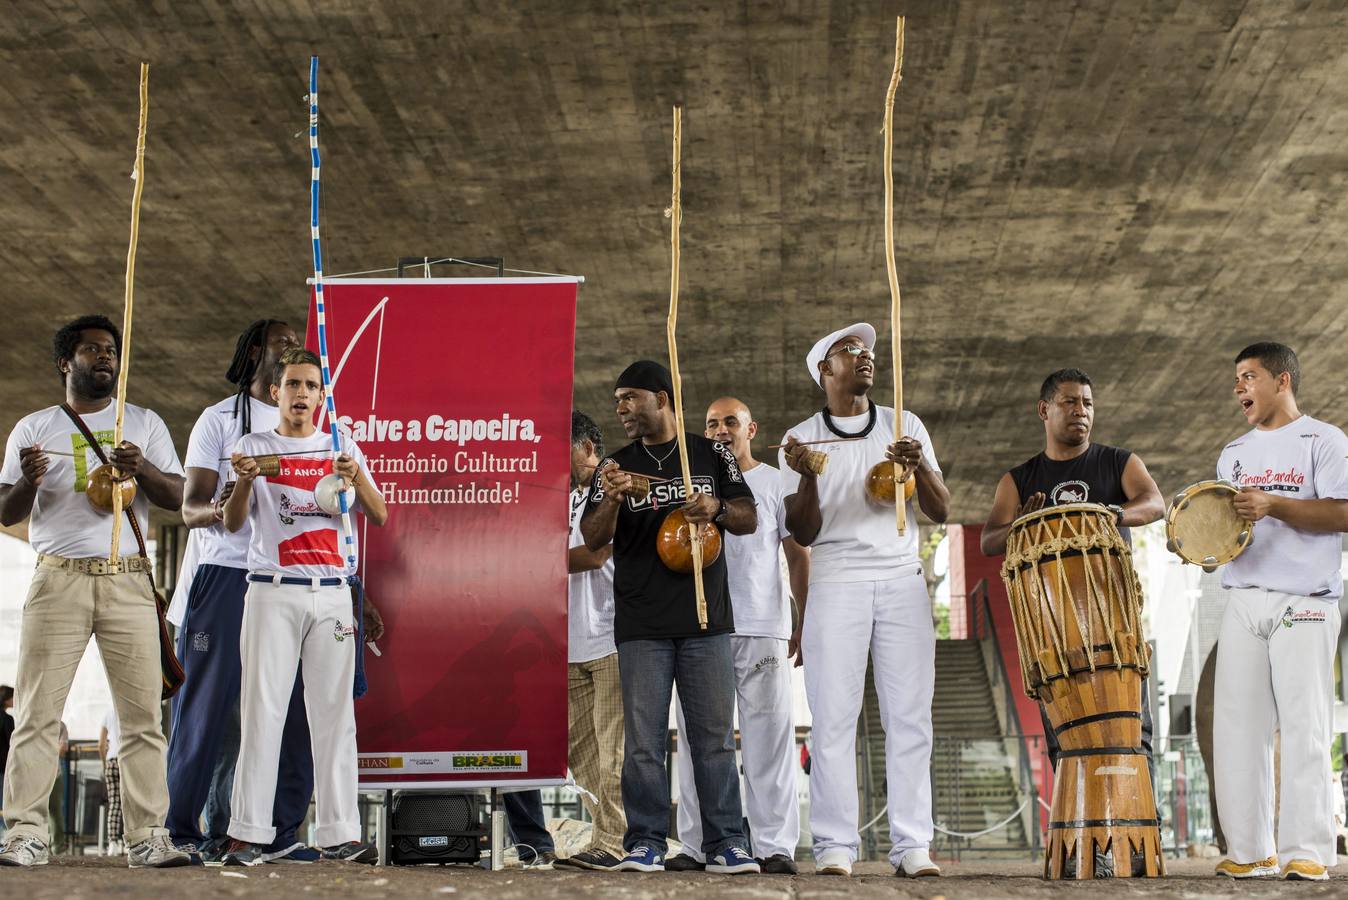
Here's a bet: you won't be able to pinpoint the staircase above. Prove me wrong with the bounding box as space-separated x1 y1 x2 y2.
856 639 1031 859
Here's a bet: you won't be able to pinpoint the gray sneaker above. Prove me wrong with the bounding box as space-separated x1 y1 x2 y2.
128 834 199 868
0 835 49 867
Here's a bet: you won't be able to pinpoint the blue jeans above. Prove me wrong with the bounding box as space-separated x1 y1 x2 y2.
504 789 554 859
618 634 745 857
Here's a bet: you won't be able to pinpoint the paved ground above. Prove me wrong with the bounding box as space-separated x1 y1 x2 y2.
0 857 1343 899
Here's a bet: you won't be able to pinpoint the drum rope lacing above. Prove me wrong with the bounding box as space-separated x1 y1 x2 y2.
1001 509 1147 698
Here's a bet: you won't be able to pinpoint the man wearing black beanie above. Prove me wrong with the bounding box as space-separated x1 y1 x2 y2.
580 360 759 874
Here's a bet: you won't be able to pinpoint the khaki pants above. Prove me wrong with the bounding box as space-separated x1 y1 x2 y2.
567 653 625 856
2 564 169 846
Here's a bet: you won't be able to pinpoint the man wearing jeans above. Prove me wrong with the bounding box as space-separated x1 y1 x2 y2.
581 360 758 874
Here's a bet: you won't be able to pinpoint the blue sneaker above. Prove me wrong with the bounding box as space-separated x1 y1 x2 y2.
262 842 321 864
706 846 760 874
615 845 665 872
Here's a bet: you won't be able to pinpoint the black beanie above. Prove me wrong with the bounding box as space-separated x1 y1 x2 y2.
615 360 674 398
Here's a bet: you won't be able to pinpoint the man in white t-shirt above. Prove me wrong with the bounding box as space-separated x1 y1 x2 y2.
778 323 949 878
666 397 809 874
0 315 194 869
219 347 388 866
554 410 626 871
166 319 333 864
1210 342 1348 882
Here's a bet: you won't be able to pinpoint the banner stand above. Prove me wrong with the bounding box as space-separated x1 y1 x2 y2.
358 255 565 871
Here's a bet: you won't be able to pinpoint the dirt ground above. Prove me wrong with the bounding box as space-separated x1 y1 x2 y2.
0 856 1343 899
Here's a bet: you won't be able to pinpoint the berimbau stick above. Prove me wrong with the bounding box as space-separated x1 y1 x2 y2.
110 62 149 565
766 437 865 450
665 104 708 630
883 17 907 535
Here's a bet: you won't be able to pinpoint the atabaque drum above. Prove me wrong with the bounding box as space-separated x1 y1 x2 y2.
1000 503 1164 880
1165 480 1252 573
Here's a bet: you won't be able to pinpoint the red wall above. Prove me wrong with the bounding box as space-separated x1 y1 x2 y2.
947 524 1053 819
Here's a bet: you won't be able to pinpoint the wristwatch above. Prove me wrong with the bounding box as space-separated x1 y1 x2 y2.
1107 504 1124 526
714 498 728 523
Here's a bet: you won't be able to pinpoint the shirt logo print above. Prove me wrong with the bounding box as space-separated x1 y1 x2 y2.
1050 480 1089 505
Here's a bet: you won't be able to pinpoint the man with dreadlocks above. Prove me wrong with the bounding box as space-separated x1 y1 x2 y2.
164 319 330 863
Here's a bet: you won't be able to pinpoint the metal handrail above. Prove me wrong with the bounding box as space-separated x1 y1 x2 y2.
929 733 1049 859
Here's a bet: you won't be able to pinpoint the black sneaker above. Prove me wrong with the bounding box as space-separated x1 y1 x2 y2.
555 848 622 870
198 836 231 866
320 841 378 864
664 852 705 871
761 853 798 874
221 839 267 867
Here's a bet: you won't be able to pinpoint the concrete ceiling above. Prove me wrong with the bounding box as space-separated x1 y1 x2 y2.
3 0 1347 524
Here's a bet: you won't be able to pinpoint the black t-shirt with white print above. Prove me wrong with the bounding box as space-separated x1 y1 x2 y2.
1008 442 1133 541
582 433 755 644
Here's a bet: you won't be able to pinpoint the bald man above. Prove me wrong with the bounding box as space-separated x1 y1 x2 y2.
667 398 810 874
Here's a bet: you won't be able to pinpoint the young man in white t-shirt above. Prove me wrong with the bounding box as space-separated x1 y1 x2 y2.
554 410 626 871
1211 342 1348 882
778 323 949 878
166 318 323 863
0 315 194 868
219 347 388 866
666 397 809 874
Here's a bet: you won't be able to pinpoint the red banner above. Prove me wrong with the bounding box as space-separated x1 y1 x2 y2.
306 278 577 787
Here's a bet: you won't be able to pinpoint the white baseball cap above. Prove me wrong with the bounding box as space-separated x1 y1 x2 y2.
806 322 877 387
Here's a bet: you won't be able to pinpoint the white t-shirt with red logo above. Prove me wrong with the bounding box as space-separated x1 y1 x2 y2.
1216 414 1348 598
233 427 371 578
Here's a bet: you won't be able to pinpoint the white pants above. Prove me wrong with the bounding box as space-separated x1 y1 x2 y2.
803 569 933 865
1214 587 1341 868
674 635 799 861
228 580 359 847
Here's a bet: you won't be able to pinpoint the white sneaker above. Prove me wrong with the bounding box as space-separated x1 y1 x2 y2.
815 848 852 876
128 834 198 868
896 847 941 877
0 835 49 867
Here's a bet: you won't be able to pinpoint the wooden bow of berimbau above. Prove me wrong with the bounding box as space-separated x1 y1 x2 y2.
883 17 907 535
109 62 150 564
665 104 708 630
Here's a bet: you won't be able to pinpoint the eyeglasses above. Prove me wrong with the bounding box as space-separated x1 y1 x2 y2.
826 344 873 360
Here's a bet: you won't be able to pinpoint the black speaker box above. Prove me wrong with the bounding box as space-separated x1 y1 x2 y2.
389 791 486 865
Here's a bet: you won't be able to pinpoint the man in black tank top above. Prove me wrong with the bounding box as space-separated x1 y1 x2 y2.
981 369 1165 876
982 370 1162 552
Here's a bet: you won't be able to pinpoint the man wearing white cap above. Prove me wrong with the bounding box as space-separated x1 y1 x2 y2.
778 323 949 878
